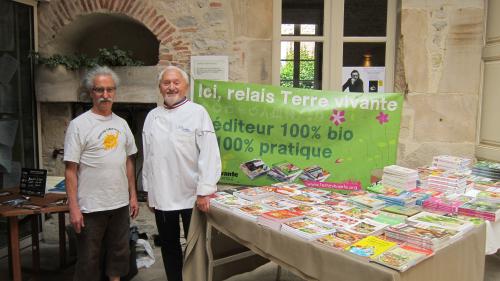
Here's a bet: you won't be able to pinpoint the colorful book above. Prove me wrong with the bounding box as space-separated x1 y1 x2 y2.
382 205 421 217
346 218 388 236
346 236 397 258
407 211 474 233
371 245 433 272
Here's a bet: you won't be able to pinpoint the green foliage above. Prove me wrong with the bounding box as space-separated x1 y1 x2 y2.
31 46 144 70
280 46 316 89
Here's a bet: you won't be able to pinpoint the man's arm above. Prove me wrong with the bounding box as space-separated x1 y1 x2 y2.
65 161 84 233
126 156 139 218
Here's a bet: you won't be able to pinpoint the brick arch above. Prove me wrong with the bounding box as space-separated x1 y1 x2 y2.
38 0 191 67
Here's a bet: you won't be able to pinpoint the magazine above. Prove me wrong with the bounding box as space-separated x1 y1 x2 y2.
371 245 433 272
346 236 397 258
240 159 270 179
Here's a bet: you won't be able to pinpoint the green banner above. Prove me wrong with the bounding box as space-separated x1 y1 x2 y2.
193 80 403 188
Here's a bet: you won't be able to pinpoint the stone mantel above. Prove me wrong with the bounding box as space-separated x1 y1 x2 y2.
35 65 162 104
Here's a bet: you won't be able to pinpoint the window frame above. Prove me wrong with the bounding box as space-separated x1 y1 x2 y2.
272 0 398 92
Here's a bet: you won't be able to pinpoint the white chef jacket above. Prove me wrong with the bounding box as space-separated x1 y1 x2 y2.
142 100 221 211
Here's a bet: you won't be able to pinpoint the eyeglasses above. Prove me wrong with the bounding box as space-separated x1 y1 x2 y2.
92 87 116 93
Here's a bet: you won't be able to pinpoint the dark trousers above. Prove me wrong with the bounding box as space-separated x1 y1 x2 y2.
154 208 192 281
74 206 130 281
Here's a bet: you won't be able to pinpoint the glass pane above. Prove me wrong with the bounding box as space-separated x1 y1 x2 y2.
300 24 317 35
299 61 314 80
299 42 316 60
343 42 386 67
282 0 324 36
344 0 387 37
281 24 294 35
280 41 295 83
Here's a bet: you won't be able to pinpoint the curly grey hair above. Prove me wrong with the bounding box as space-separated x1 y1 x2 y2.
83 66 120 91
158 65 190 85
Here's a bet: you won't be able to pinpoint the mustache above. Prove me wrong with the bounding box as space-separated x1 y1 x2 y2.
98 98 113 103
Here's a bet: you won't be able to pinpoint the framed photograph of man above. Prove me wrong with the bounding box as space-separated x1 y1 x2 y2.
342 67 385 93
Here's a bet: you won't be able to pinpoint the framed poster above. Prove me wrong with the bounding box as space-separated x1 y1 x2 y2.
342 67 385 93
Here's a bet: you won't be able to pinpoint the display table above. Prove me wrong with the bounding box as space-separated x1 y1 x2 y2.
0 188 68 281
184 206 486 281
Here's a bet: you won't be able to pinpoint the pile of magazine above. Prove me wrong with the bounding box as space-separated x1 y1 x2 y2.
240 159 270 179
384 223 460 251
281 218 335 240
432 155 472 172
472 161 500 181
382 165 418 190
256 209 304 230
458 199 500 221
299 165 331 182
267 161 303 182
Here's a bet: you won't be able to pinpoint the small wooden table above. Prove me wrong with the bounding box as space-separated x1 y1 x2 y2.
0 187 68 281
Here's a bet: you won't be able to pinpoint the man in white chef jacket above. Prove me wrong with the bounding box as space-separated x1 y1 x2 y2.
142 65 221 281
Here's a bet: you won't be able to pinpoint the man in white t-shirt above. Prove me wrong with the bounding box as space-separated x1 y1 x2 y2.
142 66 221 281
64 66 138 281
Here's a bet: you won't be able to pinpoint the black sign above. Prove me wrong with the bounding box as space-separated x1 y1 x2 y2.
20 168 47 197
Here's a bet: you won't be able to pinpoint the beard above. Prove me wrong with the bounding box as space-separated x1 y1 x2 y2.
163 93 184 106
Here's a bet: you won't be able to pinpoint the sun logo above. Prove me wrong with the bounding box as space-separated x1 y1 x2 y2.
103 132 119 150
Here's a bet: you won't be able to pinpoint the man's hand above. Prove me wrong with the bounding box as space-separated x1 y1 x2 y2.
196 195 211 213
69 205 85 234
130 195 139 219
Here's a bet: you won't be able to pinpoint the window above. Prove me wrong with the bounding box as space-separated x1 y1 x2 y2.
477 0 500 161
273 0 397 92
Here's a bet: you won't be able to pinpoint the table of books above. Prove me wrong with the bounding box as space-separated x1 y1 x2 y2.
183 206 486 281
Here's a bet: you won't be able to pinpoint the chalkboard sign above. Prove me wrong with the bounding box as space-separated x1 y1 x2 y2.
20 168 47 197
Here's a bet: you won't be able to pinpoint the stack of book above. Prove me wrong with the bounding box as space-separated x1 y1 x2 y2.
346 218 388 236
432 155 472 172
381 205 422 217
240 159 270 179
314 230 364 251
300 187 332 197
260 197 299 210
299 165 331 182
458 199 500 221
422 196 466 214
312 212 361 230
427 173 467 194
233 186 274 201
233 203 271 221
384 223 460 251
257 209 304 230
375 191 425 207
371 244 433 272
289 193 327 205
281 218 336 240
476 189 500 203
417 166 447 188
366 183 405 197
210 192 251 210
267 161 303 182
363 211 407 226
348 194 387 210
271 185 303 197
472 161 500 181
406 211 474 233
382 165 418 190
409 187 443 205
346 236 397 258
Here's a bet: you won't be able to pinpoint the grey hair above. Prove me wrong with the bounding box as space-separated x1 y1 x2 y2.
158 65 190 85
83 66 120 91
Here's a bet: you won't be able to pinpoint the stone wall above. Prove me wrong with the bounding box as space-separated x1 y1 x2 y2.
37 0 485 173
396 0 484 167
37 0 273 174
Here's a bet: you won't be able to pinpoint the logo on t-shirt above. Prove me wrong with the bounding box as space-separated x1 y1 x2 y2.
99 128 120 150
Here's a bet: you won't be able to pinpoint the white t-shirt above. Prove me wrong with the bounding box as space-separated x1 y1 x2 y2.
64 110 137 213
142 101 221 211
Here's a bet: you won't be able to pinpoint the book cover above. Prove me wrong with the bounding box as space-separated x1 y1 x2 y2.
346 236 397 258
371 245 433 272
